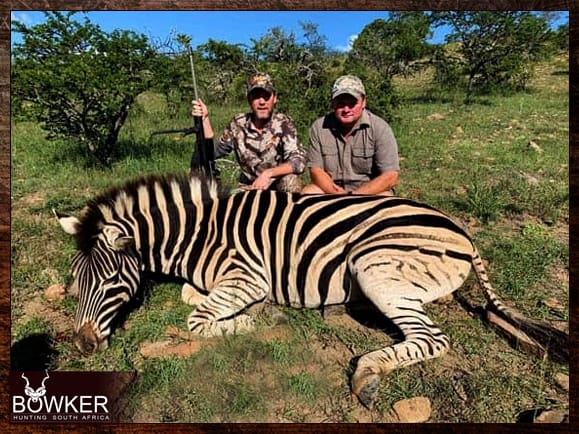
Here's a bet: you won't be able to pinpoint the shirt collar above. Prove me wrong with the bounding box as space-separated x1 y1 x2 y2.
245 112 275 131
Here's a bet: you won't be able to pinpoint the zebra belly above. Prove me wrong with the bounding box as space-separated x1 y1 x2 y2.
267 262 355 308
349 245 473 304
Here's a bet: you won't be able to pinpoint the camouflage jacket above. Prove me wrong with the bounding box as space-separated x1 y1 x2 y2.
215 112 306 184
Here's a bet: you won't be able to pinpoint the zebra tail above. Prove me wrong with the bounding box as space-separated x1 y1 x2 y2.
471 248 569 365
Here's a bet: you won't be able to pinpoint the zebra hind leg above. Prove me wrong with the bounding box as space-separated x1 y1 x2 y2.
351 298 450 409
181 283 207 306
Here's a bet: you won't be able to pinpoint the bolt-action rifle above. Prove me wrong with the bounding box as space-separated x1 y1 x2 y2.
151 46 219 179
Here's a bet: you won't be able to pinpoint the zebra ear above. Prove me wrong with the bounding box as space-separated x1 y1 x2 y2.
54 209 80 235
113 236 135 251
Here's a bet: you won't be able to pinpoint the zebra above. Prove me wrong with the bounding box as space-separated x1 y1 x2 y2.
55 172 568 408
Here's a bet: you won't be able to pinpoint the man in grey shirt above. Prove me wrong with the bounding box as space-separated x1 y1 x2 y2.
302 75 399 195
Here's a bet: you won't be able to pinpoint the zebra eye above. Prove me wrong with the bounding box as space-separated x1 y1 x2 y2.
99 274 121 291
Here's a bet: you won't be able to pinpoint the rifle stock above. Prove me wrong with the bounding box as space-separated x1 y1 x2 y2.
190 115 219 180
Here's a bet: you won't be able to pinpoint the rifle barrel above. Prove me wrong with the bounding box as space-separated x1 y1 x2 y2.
150 127 197 136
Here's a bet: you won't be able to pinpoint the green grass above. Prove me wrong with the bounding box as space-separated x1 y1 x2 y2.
10 55 569 422
284 372 319 401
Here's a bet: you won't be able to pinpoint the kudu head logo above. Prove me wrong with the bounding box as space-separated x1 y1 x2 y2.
21 370 50 402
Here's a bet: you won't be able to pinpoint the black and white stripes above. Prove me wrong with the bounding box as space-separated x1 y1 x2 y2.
57 173 568 408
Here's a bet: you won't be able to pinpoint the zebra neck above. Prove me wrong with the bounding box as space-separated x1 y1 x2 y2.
133 197 219 282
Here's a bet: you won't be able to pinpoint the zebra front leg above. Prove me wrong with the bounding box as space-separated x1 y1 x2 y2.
187 277 267 337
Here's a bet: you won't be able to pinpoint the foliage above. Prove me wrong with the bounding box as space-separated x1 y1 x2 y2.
245 23 336 138
430 12 553 102
485 223 568 301
550 24 569 53
348 13 432 78
11 12 161 167
345 13 432 121
196 39 248 104
11 12 567 167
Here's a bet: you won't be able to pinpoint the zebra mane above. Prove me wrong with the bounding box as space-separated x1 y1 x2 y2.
74 171 225 254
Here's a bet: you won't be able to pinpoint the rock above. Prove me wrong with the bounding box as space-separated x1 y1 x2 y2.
534 409 568 423
391 397 432 423
554 373 569 392
528 141 543 153
519 172 540 185
140 340 203 358
433 294 454 305
543 297 565 311
427 112 445 121
44 283 66 301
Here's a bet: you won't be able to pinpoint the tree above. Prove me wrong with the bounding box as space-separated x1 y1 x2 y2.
348 12 432 78
550 23 569 53
247 24 334 137
431 12 552 101
11 12 160 166
196 39 249 104
345 13 432 121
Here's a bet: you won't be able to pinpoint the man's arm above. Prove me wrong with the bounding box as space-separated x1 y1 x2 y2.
352 170 399 195
352 114 399 194
192 99 215 138
251 163 295 190
280 116 306 175
192 99 235 159
309 167 347 194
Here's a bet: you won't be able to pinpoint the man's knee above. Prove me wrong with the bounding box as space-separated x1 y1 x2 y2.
301 183 325 194
273 174 302 193
378 189 395 196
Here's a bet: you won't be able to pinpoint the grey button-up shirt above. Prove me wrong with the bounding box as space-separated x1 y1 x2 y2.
306 110 399 191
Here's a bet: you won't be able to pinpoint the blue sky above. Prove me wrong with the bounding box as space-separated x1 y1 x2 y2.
10 11 400 52
11 11 569 52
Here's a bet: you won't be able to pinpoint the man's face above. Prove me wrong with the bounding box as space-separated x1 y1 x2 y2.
248 89 277 121
332 94 366 127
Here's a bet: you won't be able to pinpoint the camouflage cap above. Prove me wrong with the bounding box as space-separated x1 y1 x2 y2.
247 73 276 95
331 75 366 100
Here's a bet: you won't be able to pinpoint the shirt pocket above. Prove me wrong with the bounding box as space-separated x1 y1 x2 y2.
351 144 373 174
321 148 340 177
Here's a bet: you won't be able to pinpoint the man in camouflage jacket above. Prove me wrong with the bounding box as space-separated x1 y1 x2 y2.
192 73 306 193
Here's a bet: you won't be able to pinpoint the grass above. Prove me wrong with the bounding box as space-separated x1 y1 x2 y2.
10 54 569 422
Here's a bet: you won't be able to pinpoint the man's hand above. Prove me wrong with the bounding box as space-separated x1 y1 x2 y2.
191 99 215 139
329 183 347 194
192 99 209 119
251 169 274 190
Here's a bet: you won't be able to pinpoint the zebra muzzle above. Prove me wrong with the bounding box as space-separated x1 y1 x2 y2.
74 323 108 354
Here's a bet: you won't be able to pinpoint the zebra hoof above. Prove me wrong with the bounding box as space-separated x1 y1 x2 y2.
352 369 381 409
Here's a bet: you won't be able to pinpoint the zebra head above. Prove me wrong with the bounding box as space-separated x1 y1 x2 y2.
55 210 141 354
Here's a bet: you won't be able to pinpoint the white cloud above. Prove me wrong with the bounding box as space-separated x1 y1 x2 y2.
335 34 358 53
